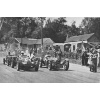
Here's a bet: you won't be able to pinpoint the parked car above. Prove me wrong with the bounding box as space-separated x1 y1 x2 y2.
17 55 39 71
48 57 69 71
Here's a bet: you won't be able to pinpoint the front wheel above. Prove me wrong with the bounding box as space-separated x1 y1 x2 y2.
90 65 92 72
39 61 42 68
7 60 10 66
35 66 39 71
48 61 52 70
64 61 69 71
17 63 21 71
11 61 14 68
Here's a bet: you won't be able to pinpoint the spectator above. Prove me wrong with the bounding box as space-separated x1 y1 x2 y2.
84 50 89 66
82 51 86 66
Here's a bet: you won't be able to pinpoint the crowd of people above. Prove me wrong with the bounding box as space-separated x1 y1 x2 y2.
82 48 100 72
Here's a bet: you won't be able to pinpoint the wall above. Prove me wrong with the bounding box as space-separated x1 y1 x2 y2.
67 41 87 52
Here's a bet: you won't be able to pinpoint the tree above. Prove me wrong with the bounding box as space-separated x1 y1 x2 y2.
80 17 100 38
43 17 68 43
0 17 38 43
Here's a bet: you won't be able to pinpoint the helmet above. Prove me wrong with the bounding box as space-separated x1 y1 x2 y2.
21 51 24 54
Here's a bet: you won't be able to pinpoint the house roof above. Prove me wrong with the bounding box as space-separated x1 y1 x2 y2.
15 38 54 45
15 38 37 45
36 38 54 44
65 33 94 42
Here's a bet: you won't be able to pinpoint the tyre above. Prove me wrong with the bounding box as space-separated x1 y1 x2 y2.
90 65 93 72
90 66 92 72
3 58 5 65
7 60 10 66
11 61 14 68
17 63 21 71
46 60 49 68
35 66 39 71
39 60 42 68
48 61 52 70
94 66 97 72
64 61 69 71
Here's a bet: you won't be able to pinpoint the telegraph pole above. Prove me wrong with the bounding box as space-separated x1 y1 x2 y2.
41 21 43 52
40 18 44 53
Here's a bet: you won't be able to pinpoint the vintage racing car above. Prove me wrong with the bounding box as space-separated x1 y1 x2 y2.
3 55 17 68
17 55 39 71
48 57 69 71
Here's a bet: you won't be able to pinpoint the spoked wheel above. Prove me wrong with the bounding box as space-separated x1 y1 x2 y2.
64 61 69 71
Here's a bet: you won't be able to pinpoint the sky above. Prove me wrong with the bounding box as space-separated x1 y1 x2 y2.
66 17 84 27
49 17 84 27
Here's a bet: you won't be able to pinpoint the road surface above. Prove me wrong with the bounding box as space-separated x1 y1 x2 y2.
0 57 100 83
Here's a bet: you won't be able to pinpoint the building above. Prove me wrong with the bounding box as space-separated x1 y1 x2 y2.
65 33 100 52
36 38 54 48
8 37 54 54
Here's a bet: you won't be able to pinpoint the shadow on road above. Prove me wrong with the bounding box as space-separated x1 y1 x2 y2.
50 69 74 71
0 63 3 65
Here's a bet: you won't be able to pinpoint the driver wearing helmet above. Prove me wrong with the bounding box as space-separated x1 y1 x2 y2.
21 51 24 56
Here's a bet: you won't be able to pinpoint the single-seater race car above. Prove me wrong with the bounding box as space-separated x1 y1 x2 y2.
17 55 39 71
48 57 69 71
3 55 17 68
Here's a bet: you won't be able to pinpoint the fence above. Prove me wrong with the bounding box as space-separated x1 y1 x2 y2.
63 52 82 64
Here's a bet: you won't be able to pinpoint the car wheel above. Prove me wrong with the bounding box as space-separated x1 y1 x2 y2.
48 61 52 70
39 61 42 68
11 61 14 68
35 66 39 71
46 60 49 68
3 58 5 65
64 61 69 71
90 65 92 72
17 63 21 71
7 60 10 66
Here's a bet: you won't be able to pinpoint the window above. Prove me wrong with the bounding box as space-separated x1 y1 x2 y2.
73 45 75 51
64 44 71 52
